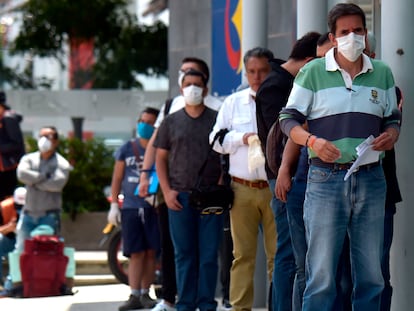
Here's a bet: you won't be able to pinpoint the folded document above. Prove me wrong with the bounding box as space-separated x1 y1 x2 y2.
344 135 381 181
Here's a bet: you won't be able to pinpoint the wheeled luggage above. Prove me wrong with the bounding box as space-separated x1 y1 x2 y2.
20 235 68 298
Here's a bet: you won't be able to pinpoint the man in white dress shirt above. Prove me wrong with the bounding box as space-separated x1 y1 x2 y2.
210 47 277 311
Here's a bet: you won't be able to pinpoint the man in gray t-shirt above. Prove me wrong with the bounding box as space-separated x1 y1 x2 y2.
154 69 223 311
155 108 221 192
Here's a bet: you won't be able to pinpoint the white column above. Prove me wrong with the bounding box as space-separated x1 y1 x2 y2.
240 3 269 304
297 0 328 37
381 0 414 310
241 0 267 85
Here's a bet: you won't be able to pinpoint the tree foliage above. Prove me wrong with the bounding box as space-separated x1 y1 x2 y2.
6 0 168 89
93 21 168 89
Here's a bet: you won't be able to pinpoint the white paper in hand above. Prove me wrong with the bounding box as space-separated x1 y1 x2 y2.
344 135 381 181
247 135 266 173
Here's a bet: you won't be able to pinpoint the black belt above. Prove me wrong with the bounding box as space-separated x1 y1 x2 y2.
310 158 380 171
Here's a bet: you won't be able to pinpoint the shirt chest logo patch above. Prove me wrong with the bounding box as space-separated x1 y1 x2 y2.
369 89 380 104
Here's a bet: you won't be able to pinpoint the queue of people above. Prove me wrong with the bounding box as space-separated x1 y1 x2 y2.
112 3 400 311
0 2 402 311
137 3 399 311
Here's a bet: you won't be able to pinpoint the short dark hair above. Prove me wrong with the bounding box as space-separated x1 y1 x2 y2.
289 32 321 60
328 3 366 35
142 107 160 118
317 32 330 47
42 126 59 140
181 57 210 84
181 69 208 86
243 47 274 66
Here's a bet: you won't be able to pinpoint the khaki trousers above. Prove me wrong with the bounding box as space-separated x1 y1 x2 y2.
229 181 277 311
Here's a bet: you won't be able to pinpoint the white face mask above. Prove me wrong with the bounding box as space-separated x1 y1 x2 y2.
183 85 204 106
37 136 52 153
336 32 365 62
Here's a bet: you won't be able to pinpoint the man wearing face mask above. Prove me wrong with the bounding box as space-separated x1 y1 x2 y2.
210 47 277 311
279 3 400 311
140 57 222 311
140 58 222 199
15 126 71 251
108 107 161 311
154 69 223 311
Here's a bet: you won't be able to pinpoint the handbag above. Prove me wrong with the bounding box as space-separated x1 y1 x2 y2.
189 129 234 214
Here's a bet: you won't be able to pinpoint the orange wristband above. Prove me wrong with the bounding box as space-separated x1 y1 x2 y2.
307 135 317 149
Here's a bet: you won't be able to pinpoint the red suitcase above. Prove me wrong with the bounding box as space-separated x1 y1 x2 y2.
20 235 69 298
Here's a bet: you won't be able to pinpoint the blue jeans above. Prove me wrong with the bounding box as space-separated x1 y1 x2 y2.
285 177 307 311
0 233 16 282
302 165 385 311
168 192 223 311
268 179 295 311
15 211 61 251
287 177 354 311
380 205 396 311
335 236 353 311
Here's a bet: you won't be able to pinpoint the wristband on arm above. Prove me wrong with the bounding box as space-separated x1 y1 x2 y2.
306 135 317 150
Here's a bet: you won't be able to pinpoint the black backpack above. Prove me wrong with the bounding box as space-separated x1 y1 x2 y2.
265 119 287 176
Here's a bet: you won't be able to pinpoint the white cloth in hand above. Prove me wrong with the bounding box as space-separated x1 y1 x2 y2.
247 134 266 173
108 202 121 225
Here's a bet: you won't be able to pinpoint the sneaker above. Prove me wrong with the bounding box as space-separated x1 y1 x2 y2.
221 299 232 311
0 284 23 298
119 294 144 311
151 300 177 311
140 293 157 308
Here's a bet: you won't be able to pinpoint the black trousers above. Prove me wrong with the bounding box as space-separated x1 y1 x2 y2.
219 210 234 302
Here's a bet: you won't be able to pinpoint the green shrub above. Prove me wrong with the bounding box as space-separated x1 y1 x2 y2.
26 136 115 216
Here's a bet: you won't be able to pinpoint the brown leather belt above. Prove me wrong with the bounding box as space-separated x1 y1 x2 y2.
310 158 380 171
231 176 269 189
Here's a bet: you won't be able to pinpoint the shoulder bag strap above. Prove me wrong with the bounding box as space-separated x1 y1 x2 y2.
164 98 174 118
130 139 141 163
194 129 228 187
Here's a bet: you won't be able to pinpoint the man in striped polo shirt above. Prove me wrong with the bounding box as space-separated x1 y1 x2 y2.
279 3 400 311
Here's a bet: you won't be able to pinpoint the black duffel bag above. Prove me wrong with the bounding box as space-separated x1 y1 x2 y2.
189 184 234 214
189 129 234 214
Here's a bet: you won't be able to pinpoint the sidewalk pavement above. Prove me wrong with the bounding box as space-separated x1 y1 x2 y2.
0 283 268 311
1 284 130 311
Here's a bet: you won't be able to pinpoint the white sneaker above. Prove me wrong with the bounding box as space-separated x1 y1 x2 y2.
151 300 177 311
